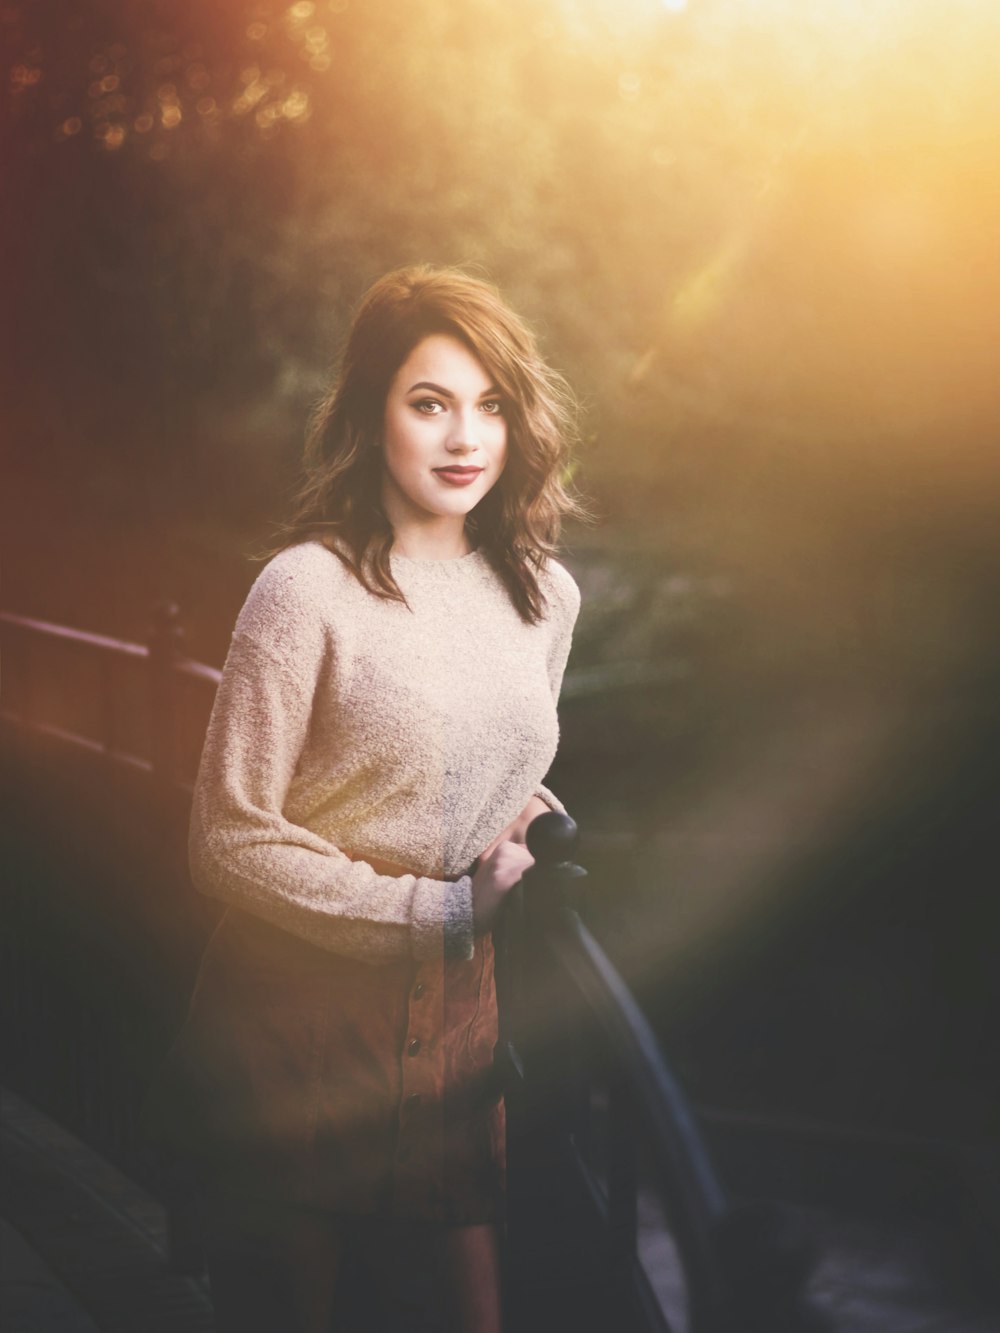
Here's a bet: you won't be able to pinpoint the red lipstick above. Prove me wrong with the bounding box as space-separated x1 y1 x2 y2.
433 467 483 486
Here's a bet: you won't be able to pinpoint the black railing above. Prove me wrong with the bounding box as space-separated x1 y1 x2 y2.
0 605 220 787
0 604 220 1268
499 815 824 1333
0 605 822 1331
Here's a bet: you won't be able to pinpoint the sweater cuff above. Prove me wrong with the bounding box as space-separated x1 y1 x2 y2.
409 873 475 963
534 783 567 816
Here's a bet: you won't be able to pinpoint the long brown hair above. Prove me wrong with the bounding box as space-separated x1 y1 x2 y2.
270 265 587 623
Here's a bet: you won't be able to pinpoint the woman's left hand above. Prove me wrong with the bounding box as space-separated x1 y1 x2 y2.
477 796 551 863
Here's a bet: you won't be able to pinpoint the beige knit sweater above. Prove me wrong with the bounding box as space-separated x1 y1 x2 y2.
188 539 580 965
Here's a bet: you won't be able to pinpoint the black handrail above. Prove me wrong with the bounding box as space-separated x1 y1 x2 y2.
503 813 826 1333
545 900 729 1322
0 611 151 656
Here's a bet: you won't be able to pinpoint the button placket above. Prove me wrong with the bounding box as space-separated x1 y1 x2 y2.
393 961 446 1214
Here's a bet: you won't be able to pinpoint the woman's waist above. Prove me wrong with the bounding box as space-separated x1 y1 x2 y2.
283 799 484 881
340 846 477 882
198 848 478 991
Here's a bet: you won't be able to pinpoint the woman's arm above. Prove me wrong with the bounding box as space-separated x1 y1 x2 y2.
533 784 568 815
530 560 582 817
189 576 474 965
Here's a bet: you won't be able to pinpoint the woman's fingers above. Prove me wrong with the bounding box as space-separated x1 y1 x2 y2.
470 840 535 933
486 839 535 885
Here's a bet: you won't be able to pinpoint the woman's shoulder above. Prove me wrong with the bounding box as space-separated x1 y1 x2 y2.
538 554 582 622
232 539 354 661
251 537 349 590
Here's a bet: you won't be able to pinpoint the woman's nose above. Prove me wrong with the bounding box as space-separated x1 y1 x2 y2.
447 408 481 451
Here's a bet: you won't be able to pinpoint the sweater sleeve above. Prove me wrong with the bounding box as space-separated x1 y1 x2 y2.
533 561 581 817
188 564 474 964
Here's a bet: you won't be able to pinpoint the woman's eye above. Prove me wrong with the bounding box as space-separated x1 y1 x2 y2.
481 399 503 415
413 398 444 414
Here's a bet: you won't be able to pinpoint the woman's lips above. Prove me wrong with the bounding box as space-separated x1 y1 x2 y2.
433 467 483 487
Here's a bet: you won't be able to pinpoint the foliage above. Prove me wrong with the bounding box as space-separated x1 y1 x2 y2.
9 0 1000 514
5 0 1000 731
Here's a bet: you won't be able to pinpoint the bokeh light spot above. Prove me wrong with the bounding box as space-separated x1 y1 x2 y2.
282 89 310 119
233 76 267 115
8 64 40 92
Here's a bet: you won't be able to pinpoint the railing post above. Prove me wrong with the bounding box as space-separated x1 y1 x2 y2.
147 600 183 790
496 812 587 1098
520 812 588 1133
500 813 601 1329
523 812 586 903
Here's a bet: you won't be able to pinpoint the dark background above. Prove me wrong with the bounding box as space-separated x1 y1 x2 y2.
4 0 998 1189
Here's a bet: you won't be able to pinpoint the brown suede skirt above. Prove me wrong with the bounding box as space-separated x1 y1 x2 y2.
150 873 504 1227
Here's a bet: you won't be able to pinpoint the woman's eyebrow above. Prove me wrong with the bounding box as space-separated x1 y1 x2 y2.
407 381 502 397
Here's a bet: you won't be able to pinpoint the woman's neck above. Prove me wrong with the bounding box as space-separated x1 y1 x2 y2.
389 520 474 562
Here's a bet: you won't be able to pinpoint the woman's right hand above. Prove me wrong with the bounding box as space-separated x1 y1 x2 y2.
471 840 535 933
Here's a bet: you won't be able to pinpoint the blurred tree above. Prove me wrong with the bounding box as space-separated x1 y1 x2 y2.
4 0 1000 535
4 0 1000 1164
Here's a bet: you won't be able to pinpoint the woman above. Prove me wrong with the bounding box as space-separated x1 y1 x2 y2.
165 265 583 1332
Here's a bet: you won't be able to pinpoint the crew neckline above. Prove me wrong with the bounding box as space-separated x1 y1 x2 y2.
390 547 485 567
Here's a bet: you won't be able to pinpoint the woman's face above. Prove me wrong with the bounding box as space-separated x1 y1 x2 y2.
380 333 508 537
